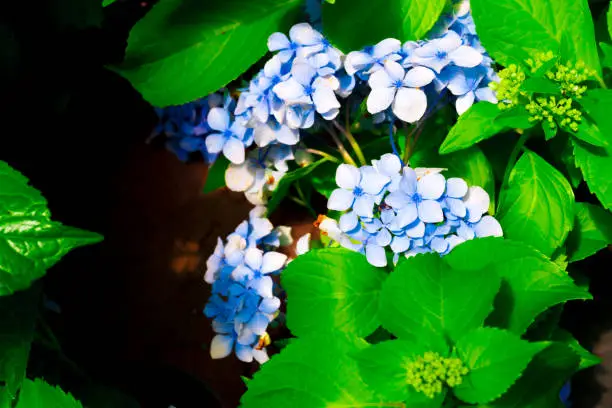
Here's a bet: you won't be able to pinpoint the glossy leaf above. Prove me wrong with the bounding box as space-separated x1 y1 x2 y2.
551 329 601 370
482 343 579 407
497 151 574 257
571 119 608 147
281 248 386 338
15 378 83 408
470 0 601 79
114 0 302 106
566 202 612 262
573 139 612 210
446 238 591 334
380 252 500 343
439 102 504 154
520 77 560 94
241 334 383 407
0 217 103 296
267 159 329 213
0 162 103 296
453 327 548 404
322 0 446 51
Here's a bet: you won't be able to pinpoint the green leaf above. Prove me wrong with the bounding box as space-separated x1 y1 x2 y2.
411 146 496 214
571 119 608 147
102 0 117 6
309 161 337 199
579 89 612 138
241 334 384 407
267 159 329 214
520 77 560 94
551 329 601 370
542 122 558 141
380 252 501 344
481 343 578 407
572 139 612 210
0 284 40 406
471 0 601 80
445 238 591 334
0 217 103 296
608 3 612 40
440 102 505 154
566 202 612 262
114 0 302 106
601 42 612 68
281 248 386 338
15 378 83 408
354 338 449 403
546 134 583 188
497 151 574 257
202 156 230 193
0 162 103 296
453 327 548 404
494 106 536 130
322 0 447 52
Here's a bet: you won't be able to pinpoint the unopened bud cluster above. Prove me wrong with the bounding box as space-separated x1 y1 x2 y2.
405 352 469 398
491 52 592 133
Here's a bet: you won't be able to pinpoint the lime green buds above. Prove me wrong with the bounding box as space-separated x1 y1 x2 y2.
526 96 582 132
489 64 525 109
525 51 555 73
405 352 469 399
546 60 593 99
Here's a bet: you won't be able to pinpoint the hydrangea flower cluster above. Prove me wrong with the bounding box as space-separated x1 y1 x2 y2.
322 153 502 267
203 206 292 363
150 92 226 163
346 0 497 121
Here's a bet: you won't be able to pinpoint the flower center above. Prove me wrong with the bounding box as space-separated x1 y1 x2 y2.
411 193 422 204
304 85 314 96
223 129 233 138
436 50 448 60
353 186 364 196
394 79 403 89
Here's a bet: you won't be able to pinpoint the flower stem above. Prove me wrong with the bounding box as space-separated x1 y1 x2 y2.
322 122 357 166
333 120 366 166
388 121 403 165
306 148 342 163
500 130 530 200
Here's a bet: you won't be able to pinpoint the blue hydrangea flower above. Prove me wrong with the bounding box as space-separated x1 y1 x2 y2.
328 163 390 218
345 38 402 77
320 153 503 267
409 30 483 74
367 61 436 123
205 107 254 164
203 207 291 363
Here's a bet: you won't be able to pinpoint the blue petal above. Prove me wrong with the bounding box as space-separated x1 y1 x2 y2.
390 235 411 253
259 297 281 314
235 344 254 363
353 195 375 218
340 211 359 232
365 244 387 267
248 276 274 298
223 137 246 164
375 228 392 246
247 313 270 336
207 107 230 131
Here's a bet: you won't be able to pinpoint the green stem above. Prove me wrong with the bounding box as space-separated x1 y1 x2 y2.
333 120 366 166
500 131 530 197
295 182 316 217
306 148 341 163
322 122 357 166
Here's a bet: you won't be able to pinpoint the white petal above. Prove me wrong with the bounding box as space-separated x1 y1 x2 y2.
368 68 393 89
367 87 395 114
450 46 484 68
335 164 361 189
384 60 405 82
205 133 226 154
464 186 490 218
417 173 446 199
261 251 288 273
267 32 290 52
296 233 311 255
245 247 264 271
312 85 340 114
273 79 305 101
474 216 503 237
392 88 427 123
254 123 277 147
222 138 246 164
328 188 354 211
210 334 234 359
225 162 256 192
402 66 435 87
207 107 230 131
456 92 475 115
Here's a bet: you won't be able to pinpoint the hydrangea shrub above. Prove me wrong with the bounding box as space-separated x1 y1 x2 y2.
116 0 612 406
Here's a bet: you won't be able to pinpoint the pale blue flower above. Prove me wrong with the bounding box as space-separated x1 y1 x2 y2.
367 61 435 123
205 107 253 164
345 38 402 76
385 167 446 223
410 30 483 73
328 164 390 218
